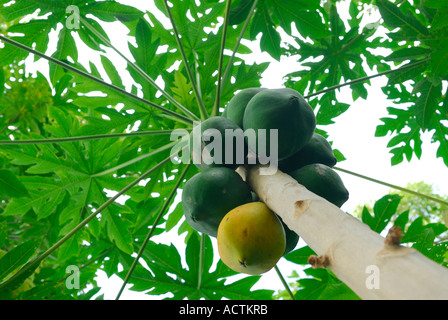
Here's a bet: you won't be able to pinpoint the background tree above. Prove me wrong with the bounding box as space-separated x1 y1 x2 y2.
0 0 447 300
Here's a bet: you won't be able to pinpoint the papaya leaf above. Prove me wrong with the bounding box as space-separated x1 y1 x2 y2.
315 94 350 125
429 42 448 80
424 0 448 8
49 27 78 85
86 1 142 22
401 217 448 264
269 0 328 38
250 3 282 61
429 112 448 167
0 169 29 198
377 0 429 37
171 71 195 111
401 217 448 243
128 17 163 78
283 245 316 265
386 47 431 62
375 105 423 166
0 20 52 64
294 267 360 300
393 210 410 232
362 194 401 233
414 78 442 129
0 240 40 283
229 0 256 25
0 222 6 249
127 233 273 300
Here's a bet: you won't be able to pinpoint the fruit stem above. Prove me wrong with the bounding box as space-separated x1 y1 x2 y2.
197 233 206 290
274 265 296 300
211 0 232 117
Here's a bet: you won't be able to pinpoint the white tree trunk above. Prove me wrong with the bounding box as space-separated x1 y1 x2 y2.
245 165 448 300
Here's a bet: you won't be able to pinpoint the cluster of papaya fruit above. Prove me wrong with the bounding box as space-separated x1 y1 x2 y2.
181 87 349 275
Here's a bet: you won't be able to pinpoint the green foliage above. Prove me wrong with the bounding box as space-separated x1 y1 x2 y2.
0 0 447 301
373 0 448 166
124 233 273 300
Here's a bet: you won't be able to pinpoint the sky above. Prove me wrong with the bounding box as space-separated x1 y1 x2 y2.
22 0 448 300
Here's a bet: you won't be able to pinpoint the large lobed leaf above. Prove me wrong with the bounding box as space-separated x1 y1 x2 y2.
122 233 274 300
375 0 448 167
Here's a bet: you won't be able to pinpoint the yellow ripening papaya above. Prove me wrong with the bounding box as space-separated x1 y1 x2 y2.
242 88 316 160
182 167 252 237
217 202 286 275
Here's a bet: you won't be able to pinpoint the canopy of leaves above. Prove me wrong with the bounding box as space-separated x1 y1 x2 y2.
0 0 447 300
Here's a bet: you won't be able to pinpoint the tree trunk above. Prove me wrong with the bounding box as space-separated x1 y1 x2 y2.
245 165 448 300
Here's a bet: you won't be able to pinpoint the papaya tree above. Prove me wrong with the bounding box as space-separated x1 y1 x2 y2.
0 0 448 301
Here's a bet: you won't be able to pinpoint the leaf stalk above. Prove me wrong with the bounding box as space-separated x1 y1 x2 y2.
304 59 429 99
0 130 180 145
334 166 448 206
79 16 200 122
0 155 174 290
115 163 191 300
0 35 194 126
274 265 295 300
162 0 209 121
211 0 232 117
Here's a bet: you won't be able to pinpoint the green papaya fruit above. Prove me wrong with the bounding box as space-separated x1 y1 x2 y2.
221 106 228 117
289 163 349 208
226 87 266 128
190 116 247 170
182 167 252 237
278 132 337 173
281 220 299 255
243 88 316 160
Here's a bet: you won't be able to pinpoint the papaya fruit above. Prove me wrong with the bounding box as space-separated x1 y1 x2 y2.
226 87 266 128
217 202 286 275
289 163 349 208
250 192 298 255
221 106 228 117
243 88 316 160
278 132 337 173
282 220 299 255
182 167 252 237
190 116 247 170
